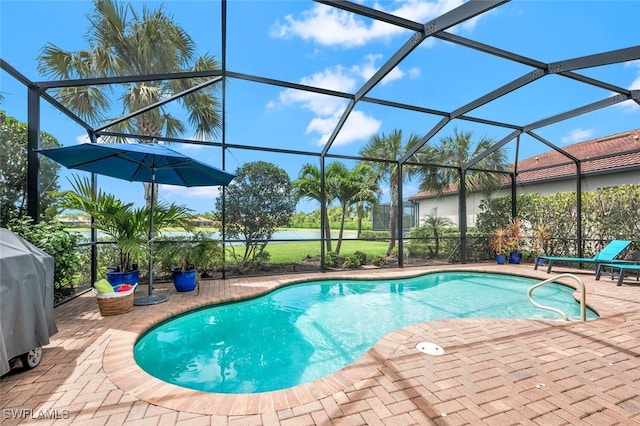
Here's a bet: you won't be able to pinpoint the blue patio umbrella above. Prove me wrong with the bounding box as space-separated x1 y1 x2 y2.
37 142 235 305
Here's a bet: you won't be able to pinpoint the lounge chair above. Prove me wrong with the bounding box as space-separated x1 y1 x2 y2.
534 240 632 274
595 262 640 286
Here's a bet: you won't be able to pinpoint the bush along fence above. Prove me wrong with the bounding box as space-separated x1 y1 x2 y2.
475 184 640 260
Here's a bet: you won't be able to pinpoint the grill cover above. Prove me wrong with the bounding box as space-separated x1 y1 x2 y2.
0 228 57 375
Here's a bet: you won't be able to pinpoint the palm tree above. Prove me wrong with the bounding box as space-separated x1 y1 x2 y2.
292 163 335 252
352 165 380 239
37 0 221 207
326 162 380 255
421 208 454 258
418 128 507 196
359 129 424 256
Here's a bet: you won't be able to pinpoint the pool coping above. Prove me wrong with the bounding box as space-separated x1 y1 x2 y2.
102 265 625 416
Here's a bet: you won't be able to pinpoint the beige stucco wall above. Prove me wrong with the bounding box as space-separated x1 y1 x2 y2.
410 170 640 228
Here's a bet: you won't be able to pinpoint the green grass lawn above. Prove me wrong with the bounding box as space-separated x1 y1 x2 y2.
66 225 389 264
262 240 389 264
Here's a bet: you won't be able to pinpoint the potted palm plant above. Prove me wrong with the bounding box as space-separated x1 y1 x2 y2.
56 176 194 285
533 224 551 266
162 232 222 292
491 227 509 264
507 218 524 264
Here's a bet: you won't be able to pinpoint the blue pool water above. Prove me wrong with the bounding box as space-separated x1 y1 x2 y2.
134 272 598 394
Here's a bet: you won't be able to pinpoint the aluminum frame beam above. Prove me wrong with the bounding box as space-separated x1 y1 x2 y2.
547 46 640 73
320 0 507 156
525 94 632 132
95 76 222 133
402 51 636 168
34 69 223 90
526 132 579 164
319 3 634 98
463 130 521 171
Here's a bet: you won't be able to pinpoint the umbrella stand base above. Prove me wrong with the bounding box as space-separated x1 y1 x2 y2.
134 294 169 306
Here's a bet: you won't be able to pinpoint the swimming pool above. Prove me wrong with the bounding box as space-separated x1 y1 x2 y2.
134 271 597 394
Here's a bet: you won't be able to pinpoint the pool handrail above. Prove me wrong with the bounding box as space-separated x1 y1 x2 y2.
527 273 586 322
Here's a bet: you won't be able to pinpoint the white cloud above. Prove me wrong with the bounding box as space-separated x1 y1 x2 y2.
561 128 594 145
279 66 357 118
300 66 358 93
381 0 465 23
271 4 386 48
271 0 473 48
350 54 405 85
276 64 383 147
307 110 382 147
407 66 422 79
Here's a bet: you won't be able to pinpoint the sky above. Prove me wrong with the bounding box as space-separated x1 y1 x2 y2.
1 0 639 215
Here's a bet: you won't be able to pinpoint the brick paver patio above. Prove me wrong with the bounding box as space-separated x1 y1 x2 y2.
1 264 639 425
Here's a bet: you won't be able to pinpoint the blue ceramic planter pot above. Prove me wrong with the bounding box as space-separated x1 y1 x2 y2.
106 269 139 286
172 268 197 292
509 252 522 264
496 254 507 264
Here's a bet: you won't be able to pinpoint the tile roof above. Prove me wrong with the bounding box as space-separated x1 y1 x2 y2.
516 128 640 183
409 128 640 200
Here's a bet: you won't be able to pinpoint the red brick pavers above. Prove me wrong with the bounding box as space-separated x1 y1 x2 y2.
1 264 639 425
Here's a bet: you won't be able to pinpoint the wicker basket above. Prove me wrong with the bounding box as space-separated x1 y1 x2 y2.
95 284 137 316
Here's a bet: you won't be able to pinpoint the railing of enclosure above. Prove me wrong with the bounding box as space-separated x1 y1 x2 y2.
55 235 639 306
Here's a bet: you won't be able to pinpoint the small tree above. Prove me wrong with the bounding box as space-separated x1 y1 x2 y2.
0 111 62 226
216 161 295 269
420 207 454 258
326 162 380 255
292 162 337 253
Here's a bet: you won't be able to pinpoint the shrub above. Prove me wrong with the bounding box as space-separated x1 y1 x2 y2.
353 250 367 264
359 230 388 240
325 251 340 268
342 255 361 269
371 255 387 267
406 243 430 257
155 234 223 275
476 185 640 259
8 217 81 296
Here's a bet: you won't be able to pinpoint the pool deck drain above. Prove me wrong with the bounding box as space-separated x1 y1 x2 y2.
1 264 639 425
416 341 445 355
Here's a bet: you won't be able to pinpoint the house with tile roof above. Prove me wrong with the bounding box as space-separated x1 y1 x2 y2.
408 128 640 227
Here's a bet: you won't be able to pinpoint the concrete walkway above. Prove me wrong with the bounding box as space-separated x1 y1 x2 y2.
1 264 639 425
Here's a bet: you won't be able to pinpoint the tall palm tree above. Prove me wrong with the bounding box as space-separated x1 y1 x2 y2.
418 128 507 197
359 129 424 255
37 0 221 207
352 164 380 239
292 162 335 252
326 162 380 255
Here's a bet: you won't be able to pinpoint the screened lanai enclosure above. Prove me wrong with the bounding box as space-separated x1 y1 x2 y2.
1 0 639 294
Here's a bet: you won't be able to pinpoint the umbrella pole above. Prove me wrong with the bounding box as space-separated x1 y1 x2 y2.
148 175 154 297
134 169 168 305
